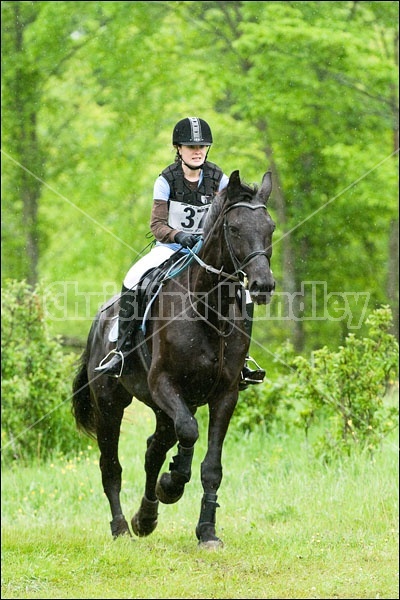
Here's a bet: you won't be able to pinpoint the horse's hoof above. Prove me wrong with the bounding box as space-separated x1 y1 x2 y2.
156 473 184 504
131 512 158 537
131 496 159 537
110 514 132 538
198 539 224 550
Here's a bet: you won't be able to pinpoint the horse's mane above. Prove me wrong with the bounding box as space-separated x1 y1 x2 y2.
203 181 259 238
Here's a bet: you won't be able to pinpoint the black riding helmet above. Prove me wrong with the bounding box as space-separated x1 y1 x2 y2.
172 117 213 146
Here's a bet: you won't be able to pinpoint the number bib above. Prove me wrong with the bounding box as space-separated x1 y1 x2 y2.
168 200 211 233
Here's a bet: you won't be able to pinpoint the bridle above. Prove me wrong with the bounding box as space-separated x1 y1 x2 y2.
185 200 274 398
183 200 272 283
223 202 271 280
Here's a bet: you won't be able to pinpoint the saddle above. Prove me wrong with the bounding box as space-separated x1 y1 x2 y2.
107 240 244 373
109 248 192 345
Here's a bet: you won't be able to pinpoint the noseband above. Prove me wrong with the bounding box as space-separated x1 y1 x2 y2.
223 202 271 277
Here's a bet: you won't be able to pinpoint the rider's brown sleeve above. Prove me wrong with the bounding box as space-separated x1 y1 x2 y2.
150 200 179 244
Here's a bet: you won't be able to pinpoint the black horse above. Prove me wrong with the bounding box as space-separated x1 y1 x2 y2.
72 170 276 548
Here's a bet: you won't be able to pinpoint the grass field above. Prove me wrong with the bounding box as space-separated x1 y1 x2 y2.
1 401 398 599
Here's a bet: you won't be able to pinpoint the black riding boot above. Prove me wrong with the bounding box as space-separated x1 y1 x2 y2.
94 285 138 378
239 302 266 391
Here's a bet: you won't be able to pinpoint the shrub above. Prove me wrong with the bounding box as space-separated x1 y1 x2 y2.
289 306 398 458
232 307 398 460
232 340 300 435
1 279 87 465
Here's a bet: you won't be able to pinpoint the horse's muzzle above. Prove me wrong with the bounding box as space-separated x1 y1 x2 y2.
249 278 276 305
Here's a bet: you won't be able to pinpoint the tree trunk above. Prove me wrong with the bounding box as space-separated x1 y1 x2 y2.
261 122 304 351
6 2 43 285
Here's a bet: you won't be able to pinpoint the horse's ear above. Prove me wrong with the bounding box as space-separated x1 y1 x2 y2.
227 170 241 201
258 171 272 204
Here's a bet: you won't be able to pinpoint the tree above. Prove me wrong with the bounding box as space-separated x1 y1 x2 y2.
2 1 398 355
173 1 399 348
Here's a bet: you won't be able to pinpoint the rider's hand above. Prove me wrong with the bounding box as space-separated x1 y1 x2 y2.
174 232 199 249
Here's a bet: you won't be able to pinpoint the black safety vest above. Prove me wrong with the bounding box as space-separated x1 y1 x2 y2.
161 161 224 207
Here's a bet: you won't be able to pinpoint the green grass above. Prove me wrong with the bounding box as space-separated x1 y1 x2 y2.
1 402 398 599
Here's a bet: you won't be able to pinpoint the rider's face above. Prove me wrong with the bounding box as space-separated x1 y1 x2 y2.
179 145 209 168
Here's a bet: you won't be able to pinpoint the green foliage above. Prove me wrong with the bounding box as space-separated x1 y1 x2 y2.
233 307 398 460
232 376 289 435
1 1 398 351
290 306 398 458
1 2 399 468
1 279 86 465
232 339 299 435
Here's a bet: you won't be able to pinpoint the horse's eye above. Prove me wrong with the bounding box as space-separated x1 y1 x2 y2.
228 225 240 237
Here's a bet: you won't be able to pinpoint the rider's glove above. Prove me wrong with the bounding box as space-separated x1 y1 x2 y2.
174 232 199 249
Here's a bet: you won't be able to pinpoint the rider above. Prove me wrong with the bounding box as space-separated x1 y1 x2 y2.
95 117 265 388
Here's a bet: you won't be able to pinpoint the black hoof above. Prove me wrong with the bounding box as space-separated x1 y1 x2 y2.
131 497 159 537
110 514 132 538
155 473 184 504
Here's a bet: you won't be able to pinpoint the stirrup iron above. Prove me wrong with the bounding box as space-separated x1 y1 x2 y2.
96 349 125 378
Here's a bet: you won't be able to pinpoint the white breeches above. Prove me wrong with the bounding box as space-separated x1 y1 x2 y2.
123 245 176 290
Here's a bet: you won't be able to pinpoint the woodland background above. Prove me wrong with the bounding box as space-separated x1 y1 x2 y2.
1 7 398 596
2 0 399 362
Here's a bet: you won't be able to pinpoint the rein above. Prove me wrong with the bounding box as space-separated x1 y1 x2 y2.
187 201 270 281
188 202 268 336
183 201 270 402
187 247 239 282
185 201 270 333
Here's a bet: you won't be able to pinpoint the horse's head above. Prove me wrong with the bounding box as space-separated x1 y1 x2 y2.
222 170 276 305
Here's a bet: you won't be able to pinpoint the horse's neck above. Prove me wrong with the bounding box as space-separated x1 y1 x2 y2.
188 251 237 320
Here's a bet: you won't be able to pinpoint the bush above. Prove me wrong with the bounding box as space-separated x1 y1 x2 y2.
290 306 398 459
1 279 87 465
232 307 398 459
232 340 300 435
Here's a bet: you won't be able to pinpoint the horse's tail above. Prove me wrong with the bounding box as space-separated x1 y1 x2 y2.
71 348 97 439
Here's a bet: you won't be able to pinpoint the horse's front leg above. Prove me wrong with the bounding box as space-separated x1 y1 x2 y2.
155 441 195 504
131 410 176 536
196 391 238 549
147 373 199 505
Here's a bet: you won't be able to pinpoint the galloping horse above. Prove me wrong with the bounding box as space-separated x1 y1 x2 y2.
72 169 276 548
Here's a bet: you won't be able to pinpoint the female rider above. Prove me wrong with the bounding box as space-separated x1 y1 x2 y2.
95 117 265 389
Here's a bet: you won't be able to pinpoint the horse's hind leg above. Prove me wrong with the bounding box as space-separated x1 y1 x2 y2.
96 393 132 539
